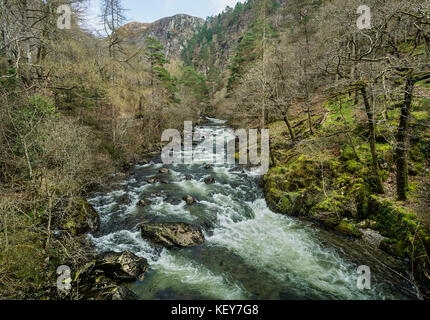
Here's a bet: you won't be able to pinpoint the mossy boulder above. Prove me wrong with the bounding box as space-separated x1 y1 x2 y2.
335 221 362 238
140 222 205 248
63 198 100 236
367 196 430 295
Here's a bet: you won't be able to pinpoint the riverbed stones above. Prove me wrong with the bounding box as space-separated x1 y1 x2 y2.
184 195 196 205
138 199 152 207
204 177 215 185
185 175 192 180
159 168 170 174
118 194 131 205
140 222 205 248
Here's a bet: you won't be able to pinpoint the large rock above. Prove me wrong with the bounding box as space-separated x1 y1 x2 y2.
110 286 140 300
97 251 149 281
159 168 170 174
183 195 196 205
63 198 100 235
72 251 148 300
140 222 205 248
204 177 215 185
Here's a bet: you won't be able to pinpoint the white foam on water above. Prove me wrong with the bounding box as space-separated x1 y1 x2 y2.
149 197 197 221
89 229 248 300
206 199 392 300
151 251 248 300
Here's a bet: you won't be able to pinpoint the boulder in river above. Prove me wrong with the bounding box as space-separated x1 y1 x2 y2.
140 222 205 248
159 168 170 174
72 251 148 300
183 195 196 205
110 286 140 300
118 194 131 205
138 199 152 207
185 175 192 181
204 177 216 185
96 251 149 281
146 178 158 184
204 165 213 170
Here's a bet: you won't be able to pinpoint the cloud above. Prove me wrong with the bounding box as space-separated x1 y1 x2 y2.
211 0 244 14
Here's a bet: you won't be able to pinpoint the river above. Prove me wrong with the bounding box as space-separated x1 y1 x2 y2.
87 118 418 300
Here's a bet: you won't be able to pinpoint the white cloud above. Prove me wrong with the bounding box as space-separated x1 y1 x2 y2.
211 0 244 14
80 0 104 34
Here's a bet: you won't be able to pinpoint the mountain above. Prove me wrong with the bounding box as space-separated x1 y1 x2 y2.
181 0 288 75
124 14 205 59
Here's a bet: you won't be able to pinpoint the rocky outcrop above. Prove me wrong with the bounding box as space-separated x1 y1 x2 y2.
71 251 148 300
125 14 205 58
63 198 100 236
140 222 205 248
96 251 149 281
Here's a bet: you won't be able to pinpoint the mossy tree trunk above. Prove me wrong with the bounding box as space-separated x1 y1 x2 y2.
360 86 384 194
360 85 384 194
395 71 430 200
396 75 414 201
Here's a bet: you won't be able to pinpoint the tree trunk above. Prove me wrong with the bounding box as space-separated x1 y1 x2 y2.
360 86 384 194
396 75 414 201
278 105 295 143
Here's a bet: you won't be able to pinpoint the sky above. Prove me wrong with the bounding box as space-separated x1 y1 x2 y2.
84 0 244 31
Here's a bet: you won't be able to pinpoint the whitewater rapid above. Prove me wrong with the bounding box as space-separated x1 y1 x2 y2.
87 118 417 300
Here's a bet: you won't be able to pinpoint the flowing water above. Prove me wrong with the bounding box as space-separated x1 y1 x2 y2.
88 118 419 300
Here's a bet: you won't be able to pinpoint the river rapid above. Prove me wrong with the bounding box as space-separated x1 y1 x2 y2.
87 118 419 300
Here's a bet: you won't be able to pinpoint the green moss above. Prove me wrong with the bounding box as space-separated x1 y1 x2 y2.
335 221 362 238
63 198 99 236
345 159 363 173
412 111 429 121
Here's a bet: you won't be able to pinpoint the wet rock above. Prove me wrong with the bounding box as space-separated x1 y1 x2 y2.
185 175 192 181
138 199 152 207
184 195 196 205
159 168 170 174
63 198 100 236
204 177 216 185
96 251 149 281
110 286 140 300
140 222 205 248
204 165 213 170
118 194 131 205
73 251 148 300
146 178 158 184
360 228 387 247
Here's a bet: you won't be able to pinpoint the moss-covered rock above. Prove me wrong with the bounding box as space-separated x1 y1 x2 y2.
63 198 100 236
367 196 430 294
335 221 362 238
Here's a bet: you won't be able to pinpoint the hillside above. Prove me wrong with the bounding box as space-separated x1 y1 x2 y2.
124 14 205 58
